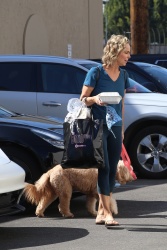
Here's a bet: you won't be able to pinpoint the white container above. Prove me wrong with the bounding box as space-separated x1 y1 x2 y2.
99 92 122 104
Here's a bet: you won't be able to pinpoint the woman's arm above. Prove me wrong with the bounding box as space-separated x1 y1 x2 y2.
80 85 103 106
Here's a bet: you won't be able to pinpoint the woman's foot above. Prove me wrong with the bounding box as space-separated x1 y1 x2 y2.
95 214 105 225
105 218 119 228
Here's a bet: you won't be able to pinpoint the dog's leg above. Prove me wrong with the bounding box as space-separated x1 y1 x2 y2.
36 193 58 217
58 177 74 218
110 197 118 215
86 195 98 217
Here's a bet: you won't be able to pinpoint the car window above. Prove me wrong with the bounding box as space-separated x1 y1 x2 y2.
40 63 86 94
125 68 159 92
125 68 148 83
0 63 36 91
140 65 167 85
126 78 151 93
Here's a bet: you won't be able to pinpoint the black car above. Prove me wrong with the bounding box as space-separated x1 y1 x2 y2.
122 61 167 94
0 106 64 183
91 59 167 94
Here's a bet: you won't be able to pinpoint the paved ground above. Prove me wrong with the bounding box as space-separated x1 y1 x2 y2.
0 178 167 250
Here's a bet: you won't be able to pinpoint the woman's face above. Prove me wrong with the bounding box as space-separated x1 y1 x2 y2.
117 44 131 66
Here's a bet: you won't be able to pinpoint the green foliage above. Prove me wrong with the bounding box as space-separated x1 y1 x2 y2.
104 0 167 43
149 0 167 43
103 0 130 39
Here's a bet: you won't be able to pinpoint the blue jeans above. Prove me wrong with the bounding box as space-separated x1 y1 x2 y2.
97 125 122 196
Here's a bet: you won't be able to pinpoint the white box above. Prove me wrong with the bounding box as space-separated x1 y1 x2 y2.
99 92 122 104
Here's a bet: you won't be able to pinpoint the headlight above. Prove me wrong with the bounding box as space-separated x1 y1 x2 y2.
32 129 64 149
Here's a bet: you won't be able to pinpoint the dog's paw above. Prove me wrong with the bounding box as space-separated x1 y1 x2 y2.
58 204 74 218
63 213 74 218
35 212 45 217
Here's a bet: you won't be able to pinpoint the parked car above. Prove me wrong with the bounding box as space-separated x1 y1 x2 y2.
154 59 167 69
122 61 167 94
91 59 167 94
0 55 98 119
129 54 167 69
0 55 167 179
123 91 167 179
0 148 25 216
0 106 64 183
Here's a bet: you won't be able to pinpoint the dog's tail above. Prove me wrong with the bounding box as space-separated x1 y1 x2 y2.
23 171 51 205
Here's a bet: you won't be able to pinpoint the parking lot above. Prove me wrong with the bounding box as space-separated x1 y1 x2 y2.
1 178 167 250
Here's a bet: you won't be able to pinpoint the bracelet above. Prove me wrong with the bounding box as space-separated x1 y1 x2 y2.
82 97 87 104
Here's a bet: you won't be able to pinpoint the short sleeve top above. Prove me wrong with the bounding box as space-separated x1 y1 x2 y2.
83 64 130 126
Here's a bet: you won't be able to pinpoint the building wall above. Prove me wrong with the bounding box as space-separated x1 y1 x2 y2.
0 0 103 59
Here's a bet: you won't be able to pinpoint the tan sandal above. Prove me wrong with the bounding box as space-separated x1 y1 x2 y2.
105 219 119 228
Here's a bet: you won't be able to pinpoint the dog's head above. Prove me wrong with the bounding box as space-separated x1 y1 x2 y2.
116 160 136 184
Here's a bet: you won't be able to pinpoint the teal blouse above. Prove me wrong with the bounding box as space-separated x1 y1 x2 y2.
83 65 130 126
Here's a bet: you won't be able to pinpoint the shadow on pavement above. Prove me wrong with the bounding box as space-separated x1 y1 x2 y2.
0 226 89 250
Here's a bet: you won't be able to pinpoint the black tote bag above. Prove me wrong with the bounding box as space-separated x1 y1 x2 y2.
61 118 104 169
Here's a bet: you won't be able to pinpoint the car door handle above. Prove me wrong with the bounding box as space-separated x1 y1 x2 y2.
42 101 61 107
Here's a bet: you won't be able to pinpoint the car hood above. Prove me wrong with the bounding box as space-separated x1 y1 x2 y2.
0 114 63 131
0 148 10 164
125 93 167 106
0 149 26 193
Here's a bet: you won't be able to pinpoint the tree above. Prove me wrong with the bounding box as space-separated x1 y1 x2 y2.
103 0 130 39
130 0 149 54
149 0 167 44
104 0 167 45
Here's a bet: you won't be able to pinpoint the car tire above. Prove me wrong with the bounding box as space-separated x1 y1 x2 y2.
1 145 42 183
128 125 167 179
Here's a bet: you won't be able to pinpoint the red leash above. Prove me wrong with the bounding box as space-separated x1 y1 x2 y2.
121 143 137 180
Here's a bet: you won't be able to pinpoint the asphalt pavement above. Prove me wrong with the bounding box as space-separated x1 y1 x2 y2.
0 178 167 250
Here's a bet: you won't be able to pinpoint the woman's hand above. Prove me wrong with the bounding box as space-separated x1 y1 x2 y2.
94 95 106 106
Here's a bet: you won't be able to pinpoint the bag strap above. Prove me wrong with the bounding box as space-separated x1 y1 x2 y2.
96 66 100 84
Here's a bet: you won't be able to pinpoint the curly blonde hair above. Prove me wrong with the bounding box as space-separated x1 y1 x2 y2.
102 34 130 68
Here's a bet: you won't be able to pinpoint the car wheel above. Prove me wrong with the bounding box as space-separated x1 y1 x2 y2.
1 146 42 183
128 125 167 179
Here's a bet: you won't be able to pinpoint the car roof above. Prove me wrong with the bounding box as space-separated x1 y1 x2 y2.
74 58 100 64
128 61 158 67
0 54 90 68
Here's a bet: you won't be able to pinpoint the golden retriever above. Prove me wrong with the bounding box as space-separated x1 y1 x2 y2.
23 161 135 218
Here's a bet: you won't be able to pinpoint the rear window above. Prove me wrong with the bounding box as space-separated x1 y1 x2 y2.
40 63 86 94
0 63 36 91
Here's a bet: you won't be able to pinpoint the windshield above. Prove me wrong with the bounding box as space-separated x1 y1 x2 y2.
127 78 151 93
140 64 167 89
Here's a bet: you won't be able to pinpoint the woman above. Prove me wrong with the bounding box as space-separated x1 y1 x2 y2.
80 34 131 228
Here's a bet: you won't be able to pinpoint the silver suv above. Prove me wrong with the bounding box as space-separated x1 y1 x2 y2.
0 55 167 179
0 55 94 119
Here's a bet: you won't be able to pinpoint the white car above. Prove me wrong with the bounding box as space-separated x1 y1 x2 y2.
123 91 167 179
0 55 167 179
0 149 26 216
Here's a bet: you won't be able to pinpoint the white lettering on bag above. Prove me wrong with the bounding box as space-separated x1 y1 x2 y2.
71 134 92 144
